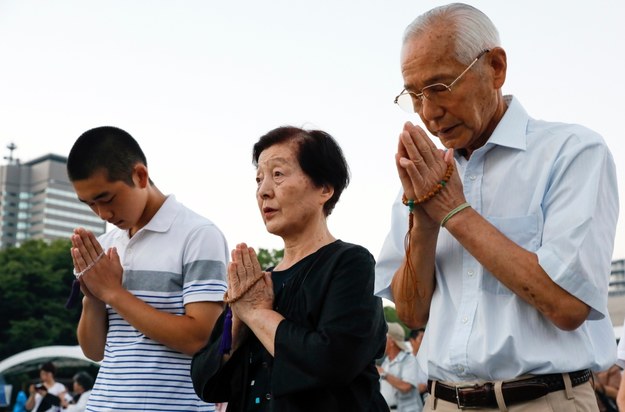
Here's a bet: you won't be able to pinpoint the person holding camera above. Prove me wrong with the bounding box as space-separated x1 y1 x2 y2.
25 362 66 412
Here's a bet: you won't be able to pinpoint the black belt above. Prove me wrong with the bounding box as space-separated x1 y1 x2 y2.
427 369 591 409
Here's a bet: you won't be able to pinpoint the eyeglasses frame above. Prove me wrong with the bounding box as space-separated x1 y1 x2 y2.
394 49 491 112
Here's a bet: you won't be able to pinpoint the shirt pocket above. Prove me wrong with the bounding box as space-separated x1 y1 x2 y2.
481 214 540 295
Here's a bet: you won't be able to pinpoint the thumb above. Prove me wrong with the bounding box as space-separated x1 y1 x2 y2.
444 148 455 163
107 247 120 262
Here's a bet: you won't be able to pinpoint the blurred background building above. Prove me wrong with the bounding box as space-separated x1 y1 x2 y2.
609 258 625 335
610 259 625 296
0 144 105 248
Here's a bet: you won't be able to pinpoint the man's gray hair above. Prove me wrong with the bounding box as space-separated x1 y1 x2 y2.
403 3 501 65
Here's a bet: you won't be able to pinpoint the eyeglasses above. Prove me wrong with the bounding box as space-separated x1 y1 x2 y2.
394 49 490 113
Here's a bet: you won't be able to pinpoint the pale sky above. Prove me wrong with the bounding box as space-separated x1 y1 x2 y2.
1 0 623 261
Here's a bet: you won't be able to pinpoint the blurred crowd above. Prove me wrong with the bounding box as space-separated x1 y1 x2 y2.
10 362 93 412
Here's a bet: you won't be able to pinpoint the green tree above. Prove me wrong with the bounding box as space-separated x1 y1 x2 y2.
383 305 412 336
0 239 80 360
256 248 283 269
383 305 400 323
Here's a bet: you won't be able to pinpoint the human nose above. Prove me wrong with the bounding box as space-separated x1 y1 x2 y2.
419 96 445 121
94 205 113 221
256 177 273 199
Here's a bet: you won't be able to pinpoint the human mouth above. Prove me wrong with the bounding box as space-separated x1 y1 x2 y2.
435 124 462 142
437 124 458 137
262 207 277 219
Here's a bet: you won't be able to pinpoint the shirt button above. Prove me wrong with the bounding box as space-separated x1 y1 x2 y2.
462 316 468 324
265 393 272 400
467 270 474 277
457 365 465 373
470 175 477 181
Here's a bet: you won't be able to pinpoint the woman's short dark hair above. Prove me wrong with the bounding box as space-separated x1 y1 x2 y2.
39 362 56 377
73 371 94 391
252 126 350 216
67 126 147 185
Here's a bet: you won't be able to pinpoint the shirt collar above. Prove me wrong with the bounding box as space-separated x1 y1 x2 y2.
388 350 410 365
138 194 179 234
485 95 529 151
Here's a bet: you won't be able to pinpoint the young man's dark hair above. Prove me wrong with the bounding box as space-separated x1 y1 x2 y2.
67 126 147 185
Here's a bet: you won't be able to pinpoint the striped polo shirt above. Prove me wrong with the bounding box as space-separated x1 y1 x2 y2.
87 195 228 411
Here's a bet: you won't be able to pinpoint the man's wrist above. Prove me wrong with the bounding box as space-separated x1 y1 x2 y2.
82 295 106 311
101 285 130 308
380 372 387 380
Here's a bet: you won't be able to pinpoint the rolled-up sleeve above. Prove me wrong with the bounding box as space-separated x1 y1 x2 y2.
536 134 619 319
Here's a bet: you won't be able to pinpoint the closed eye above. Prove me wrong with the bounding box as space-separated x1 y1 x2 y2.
97 195 115 205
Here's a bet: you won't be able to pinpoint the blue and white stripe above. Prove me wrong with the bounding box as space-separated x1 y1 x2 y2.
86 196 228 412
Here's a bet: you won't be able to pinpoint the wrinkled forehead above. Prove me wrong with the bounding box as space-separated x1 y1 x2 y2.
256 140 299 168
401 27 457 68
401 39 463 91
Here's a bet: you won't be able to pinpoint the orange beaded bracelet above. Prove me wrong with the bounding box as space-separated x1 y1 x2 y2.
399 162 454 301
402 163 454 209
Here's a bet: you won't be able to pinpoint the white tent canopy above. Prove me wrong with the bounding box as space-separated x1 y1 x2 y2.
0 345 98 376
0 346 98 407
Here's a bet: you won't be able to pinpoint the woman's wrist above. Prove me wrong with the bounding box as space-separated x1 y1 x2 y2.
241 307 273 325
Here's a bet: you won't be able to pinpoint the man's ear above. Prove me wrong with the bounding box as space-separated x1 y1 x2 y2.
488 47 507 89
133 164 150 188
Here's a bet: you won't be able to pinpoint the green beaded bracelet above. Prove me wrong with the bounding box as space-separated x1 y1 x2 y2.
405 198 415 213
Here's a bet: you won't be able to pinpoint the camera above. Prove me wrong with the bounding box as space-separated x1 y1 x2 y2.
35 383 46 391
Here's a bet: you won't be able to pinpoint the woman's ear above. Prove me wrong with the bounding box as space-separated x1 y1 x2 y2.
320 184 334 202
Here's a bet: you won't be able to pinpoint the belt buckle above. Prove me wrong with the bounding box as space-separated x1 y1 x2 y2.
455 383 481 409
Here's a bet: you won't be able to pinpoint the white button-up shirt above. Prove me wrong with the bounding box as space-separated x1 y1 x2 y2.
375 96 619 382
